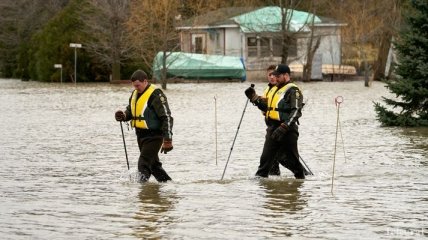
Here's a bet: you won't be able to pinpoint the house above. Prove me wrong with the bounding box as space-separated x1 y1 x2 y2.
176 6 353 78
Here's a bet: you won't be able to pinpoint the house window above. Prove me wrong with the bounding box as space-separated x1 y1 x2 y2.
247 37 257 57
247 36 274 57
192 33 206 54
260 37 270 57
272 37 297 57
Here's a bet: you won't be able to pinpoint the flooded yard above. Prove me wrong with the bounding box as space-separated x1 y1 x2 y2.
0 79 426 239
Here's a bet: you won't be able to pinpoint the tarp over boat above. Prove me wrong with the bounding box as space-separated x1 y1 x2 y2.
152 52 246 81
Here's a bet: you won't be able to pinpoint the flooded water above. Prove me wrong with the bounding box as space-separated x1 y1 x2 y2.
0 79 426 239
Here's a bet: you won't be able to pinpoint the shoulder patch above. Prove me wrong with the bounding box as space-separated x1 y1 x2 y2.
160 96 166 103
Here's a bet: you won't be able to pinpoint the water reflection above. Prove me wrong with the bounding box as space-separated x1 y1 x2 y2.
259 179 306 214
399 127 428 150
133 184 175 239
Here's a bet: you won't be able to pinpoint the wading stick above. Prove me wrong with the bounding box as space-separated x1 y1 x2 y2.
120 121 130 171
221 84 254 180
299 155 314 175
331 96 343 193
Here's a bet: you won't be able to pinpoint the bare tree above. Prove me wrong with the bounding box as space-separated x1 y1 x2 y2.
127 0 180 89
372 0 402 81
337 1 382 86
81 0 131 81
302 0 321 81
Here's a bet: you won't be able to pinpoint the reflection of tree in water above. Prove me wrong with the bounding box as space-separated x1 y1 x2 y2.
133 183 176 239
399 127 428 154
260 180 306 214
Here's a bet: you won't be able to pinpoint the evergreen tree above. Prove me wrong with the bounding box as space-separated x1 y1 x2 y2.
374 0 428 127
28 0 108 82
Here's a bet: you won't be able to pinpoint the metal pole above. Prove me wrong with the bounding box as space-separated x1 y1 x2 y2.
74 47 77 86
299 155 313 175
120 121 130 170
60 67 63 83
214 95 218 166
221 84 254 180
331 96 343 194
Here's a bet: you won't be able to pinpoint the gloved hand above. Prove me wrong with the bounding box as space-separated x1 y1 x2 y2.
244 87 260 102
271 123 289 141
115 110 126 121
161 139 173 154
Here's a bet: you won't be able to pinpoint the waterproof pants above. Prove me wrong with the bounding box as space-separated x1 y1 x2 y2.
256 127 305 179
269 160 281 176
137 136 172 182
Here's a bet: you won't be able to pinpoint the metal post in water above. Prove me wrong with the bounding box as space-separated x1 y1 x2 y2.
54 64 63 83
338 119 347 163
69 43 82 86
74 47 77 86
331 96 343 193
214 95 218 166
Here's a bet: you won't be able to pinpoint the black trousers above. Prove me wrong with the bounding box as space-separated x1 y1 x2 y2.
137 136 172 182
269 160 281 176
256 127 305 179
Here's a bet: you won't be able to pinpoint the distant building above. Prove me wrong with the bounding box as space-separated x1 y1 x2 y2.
176 6 353 77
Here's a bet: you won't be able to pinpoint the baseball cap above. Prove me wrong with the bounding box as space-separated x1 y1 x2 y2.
272 64 291 75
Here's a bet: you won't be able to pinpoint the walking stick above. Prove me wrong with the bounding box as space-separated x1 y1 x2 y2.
299 155 314 175
221 84 254 180
120 121 130 170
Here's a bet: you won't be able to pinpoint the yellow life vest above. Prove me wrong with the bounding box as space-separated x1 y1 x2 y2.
130 85 156 129
261 85 277 116
262 85 270 98
266 83 299 121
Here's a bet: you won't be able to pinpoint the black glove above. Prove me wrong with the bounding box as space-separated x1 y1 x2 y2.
161 139 173 154
244 87 259 102
115 110 126 121
271 123 288 141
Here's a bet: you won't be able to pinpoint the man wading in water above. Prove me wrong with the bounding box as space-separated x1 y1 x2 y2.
115 70 173 182
245 64 306 179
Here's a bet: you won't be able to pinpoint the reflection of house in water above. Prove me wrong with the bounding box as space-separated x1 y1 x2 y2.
133 184 176 239
176 6 355 80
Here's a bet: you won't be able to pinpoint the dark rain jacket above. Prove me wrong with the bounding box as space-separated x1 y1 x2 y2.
124 84 173 140
254 81 303 130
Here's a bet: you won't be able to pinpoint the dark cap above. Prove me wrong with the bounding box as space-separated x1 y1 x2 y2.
272 64 291 75
130 69 148 82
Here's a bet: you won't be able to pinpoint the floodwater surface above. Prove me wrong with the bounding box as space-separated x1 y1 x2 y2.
0 79 426 239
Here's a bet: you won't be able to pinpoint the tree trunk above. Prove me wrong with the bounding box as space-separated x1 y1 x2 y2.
161 51 167 90
111 62 121 81
373 32 392 81
364 58 370 87
303 37 321 81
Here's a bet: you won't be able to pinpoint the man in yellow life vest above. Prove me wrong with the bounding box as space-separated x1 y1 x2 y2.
260 65 281 176
115 70 173 182
245 64 306 179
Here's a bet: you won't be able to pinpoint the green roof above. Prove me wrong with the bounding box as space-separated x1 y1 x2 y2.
233 6 321 32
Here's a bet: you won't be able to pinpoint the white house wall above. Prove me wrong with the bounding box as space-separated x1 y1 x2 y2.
224 28 242 57
315 27 342 65
207 28 225 55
